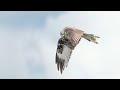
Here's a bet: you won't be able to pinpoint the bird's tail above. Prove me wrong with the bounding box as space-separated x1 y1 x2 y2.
82 33 100 44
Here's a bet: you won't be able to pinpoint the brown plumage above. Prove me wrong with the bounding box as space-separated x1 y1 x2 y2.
56 27 100 74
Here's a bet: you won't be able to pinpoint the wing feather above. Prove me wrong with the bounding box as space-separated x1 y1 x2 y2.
64 27 84 46
56 27 84 74
56 44 73 74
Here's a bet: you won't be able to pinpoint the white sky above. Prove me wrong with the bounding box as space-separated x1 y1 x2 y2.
0 11 120 79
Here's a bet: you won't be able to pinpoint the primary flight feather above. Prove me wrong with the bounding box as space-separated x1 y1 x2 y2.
55 27 100 74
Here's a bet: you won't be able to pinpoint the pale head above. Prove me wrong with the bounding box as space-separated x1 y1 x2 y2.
60 30 65 38
60 27 71 37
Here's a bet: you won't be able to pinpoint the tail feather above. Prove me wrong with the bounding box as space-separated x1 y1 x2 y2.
95 36 100 38
82 33 100 44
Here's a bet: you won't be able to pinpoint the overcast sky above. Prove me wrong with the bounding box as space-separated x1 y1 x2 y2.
0 11 120 79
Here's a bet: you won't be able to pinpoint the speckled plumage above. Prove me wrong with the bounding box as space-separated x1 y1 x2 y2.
56 27 100 74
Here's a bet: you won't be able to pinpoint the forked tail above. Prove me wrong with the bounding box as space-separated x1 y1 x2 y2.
82 33 100 44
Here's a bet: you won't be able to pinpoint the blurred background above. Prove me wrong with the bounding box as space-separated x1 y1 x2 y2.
0 11 120 79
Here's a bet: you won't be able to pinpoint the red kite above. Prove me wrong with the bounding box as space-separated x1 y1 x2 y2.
56 27 100 74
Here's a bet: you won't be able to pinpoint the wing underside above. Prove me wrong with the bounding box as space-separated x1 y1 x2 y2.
56 40 72 74
56 27 84 74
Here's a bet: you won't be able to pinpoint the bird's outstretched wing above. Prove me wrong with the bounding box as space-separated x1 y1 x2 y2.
56 27 100 74
64 27 84 46
56 28 84 74
56 38 74 74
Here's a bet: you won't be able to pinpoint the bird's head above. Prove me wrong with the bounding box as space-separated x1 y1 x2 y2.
60 30 65 38
60 27 70 38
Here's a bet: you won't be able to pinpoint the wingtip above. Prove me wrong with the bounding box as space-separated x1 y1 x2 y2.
60 70 63 74
57 63 59 71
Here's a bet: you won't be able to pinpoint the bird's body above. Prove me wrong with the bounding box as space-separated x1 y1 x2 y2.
56 27 100 74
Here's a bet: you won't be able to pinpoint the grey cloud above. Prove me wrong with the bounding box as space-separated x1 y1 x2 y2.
0 11 66 28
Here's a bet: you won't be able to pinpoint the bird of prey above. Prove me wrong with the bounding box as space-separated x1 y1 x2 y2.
55 27 100 74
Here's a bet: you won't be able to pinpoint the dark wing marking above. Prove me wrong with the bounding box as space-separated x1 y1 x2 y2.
56 45 72 74
56 38 74 74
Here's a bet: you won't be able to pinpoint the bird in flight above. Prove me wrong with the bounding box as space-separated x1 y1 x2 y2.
55 27 100 74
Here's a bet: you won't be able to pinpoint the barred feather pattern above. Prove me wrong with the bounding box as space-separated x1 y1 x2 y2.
56 27 84 74
64 27 84 47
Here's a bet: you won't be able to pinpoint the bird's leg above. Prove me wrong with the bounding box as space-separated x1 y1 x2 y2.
82 33 100 44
